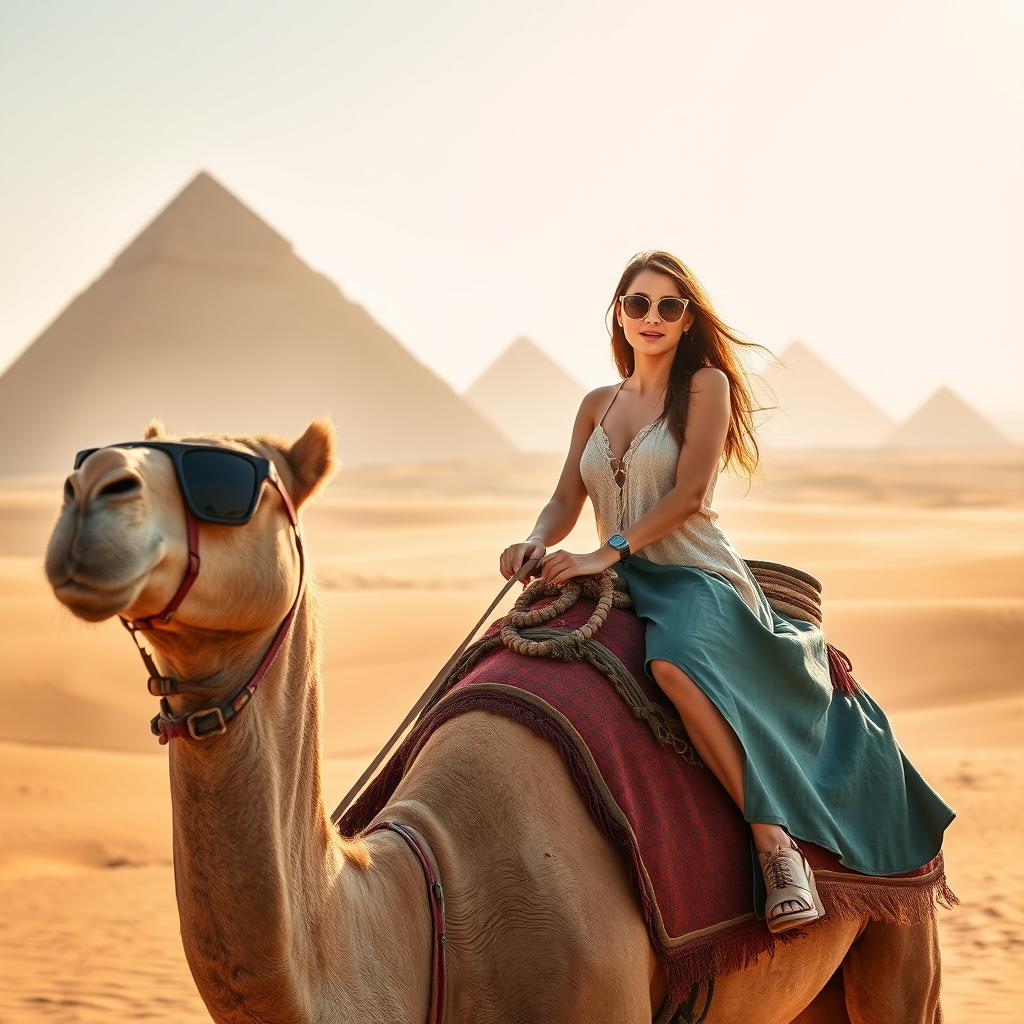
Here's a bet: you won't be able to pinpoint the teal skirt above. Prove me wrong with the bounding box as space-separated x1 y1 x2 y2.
613 554 956 907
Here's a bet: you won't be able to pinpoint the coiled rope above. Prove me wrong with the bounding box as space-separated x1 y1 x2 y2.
416 568 706 767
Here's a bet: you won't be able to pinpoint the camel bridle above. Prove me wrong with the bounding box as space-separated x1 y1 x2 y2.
117 460 305 744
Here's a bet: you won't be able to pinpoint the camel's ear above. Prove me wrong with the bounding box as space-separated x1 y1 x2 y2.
143 418 166 440
285 417 339 510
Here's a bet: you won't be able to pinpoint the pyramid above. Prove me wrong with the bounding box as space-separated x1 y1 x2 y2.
749 340 895 447
883 386 1017 448
464 336 588 452
0 171 515 479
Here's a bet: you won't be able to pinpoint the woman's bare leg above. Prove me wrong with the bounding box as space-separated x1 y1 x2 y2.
649 658 806 919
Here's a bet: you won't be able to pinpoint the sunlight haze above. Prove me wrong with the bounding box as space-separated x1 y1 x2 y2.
1 0 1019 422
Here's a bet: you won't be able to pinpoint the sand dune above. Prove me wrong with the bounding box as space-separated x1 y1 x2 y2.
3 450 1022 1021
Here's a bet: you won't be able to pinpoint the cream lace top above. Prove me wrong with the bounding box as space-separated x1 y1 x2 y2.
579 378 774 628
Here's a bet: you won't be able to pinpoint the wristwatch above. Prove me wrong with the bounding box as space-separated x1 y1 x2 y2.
606 532 631 562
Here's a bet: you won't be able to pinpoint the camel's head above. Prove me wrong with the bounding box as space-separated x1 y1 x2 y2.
45 417 338 628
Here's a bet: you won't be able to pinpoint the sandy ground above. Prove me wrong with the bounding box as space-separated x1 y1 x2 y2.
0 447 1021 1022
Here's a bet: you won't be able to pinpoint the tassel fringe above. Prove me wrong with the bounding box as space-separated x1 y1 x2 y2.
815 870 961 925
660 865 961 1001
827 642 862 696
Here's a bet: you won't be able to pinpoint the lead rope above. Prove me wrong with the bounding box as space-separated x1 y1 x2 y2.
329 555 545 825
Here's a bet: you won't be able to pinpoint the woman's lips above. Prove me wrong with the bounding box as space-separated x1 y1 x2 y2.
640 331 664 338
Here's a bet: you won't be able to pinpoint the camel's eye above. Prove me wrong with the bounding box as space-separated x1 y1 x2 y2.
99 477 141 499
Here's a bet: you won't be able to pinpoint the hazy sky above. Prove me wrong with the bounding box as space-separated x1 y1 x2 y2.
1 0 1020 420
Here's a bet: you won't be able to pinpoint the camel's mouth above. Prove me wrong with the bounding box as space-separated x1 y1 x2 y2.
52 572 149 622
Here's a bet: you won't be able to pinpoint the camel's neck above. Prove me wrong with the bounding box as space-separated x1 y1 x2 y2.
157 588 362 1023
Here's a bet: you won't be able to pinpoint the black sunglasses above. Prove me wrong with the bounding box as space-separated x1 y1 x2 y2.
619 293 690 323
73 441 278 526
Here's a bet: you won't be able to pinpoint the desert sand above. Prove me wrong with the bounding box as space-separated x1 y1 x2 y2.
1 447 1021 1022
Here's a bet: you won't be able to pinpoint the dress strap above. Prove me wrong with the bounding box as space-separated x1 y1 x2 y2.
598 379 628 430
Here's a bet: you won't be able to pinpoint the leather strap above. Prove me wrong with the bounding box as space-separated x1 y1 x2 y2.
151 536 303 745
330 555 542 826
120 471 304 742
122 510 202 633
149 528 305 743
366 819 447 1024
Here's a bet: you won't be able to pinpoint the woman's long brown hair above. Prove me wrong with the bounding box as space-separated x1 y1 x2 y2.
606 249 779 486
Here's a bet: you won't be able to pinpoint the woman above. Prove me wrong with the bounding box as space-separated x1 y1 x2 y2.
499 249 956 935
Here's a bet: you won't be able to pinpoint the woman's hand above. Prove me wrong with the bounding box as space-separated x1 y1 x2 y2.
538 546 620 586
500 538 547 584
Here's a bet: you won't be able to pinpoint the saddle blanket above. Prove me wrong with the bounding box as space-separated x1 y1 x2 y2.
337 595 958 1002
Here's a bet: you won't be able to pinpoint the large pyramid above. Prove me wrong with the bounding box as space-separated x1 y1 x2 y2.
464 336 588 452
0 171 515 479
749 340 895 447
883 386 1016 448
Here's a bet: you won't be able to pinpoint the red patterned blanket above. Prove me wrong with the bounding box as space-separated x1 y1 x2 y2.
337 595 958 1002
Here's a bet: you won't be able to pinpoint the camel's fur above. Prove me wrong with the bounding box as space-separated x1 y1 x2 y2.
44 418 944 1023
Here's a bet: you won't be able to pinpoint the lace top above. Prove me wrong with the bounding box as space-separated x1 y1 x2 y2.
579 378 774 628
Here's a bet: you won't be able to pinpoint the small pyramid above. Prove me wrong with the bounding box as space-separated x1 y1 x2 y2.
883 386 1016 448
750 340 895 447
464 336 587 452
0 170 515 477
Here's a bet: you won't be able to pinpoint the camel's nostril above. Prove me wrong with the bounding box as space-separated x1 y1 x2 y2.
98 475 141 499
63 478 75 503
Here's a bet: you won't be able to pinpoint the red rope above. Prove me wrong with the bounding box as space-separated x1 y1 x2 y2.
826 643 861 696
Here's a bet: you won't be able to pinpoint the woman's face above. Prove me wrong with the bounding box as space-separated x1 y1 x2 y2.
616 268 694 355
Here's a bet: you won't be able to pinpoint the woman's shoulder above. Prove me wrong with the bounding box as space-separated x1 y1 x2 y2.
579 381 624 420
690 366 729 390
588 380 625 398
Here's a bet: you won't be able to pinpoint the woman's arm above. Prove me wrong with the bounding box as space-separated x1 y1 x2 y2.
523 387 606 545
618 366 730 554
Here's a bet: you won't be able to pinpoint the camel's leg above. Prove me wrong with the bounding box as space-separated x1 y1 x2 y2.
841 914 943 1023
706 911 863 1023
791 965 851 1024
649 660 808 920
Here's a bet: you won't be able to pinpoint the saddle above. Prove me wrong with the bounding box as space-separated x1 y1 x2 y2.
337 570 957 1007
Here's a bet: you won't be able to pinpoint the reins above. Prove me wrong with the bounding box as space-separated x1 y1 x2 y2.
328 555 546 825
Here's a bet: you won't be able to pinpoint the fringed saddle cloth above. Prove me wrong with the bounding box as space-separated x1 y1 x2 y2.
338 562 958 1006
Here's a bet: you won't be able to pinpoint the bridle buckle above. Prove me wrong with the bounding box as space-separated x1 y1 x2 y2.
148 675 178 696
187 706 227 740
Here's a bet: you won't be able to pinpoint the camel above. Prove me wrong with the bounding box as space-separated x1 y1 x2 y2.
44 416 945 1023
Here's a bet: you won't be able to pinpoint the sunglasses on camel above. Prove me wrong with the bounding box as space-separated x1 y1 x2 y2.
619 293 690 323
73 441 279 526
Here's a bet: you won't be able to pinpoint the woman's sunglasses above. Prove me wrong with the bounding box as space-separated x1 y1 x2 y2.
619 293 690 323
73 441 279 526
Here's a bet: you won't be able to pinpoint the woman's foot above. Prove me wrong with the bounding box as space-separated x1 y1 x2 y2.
752 824 825 930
